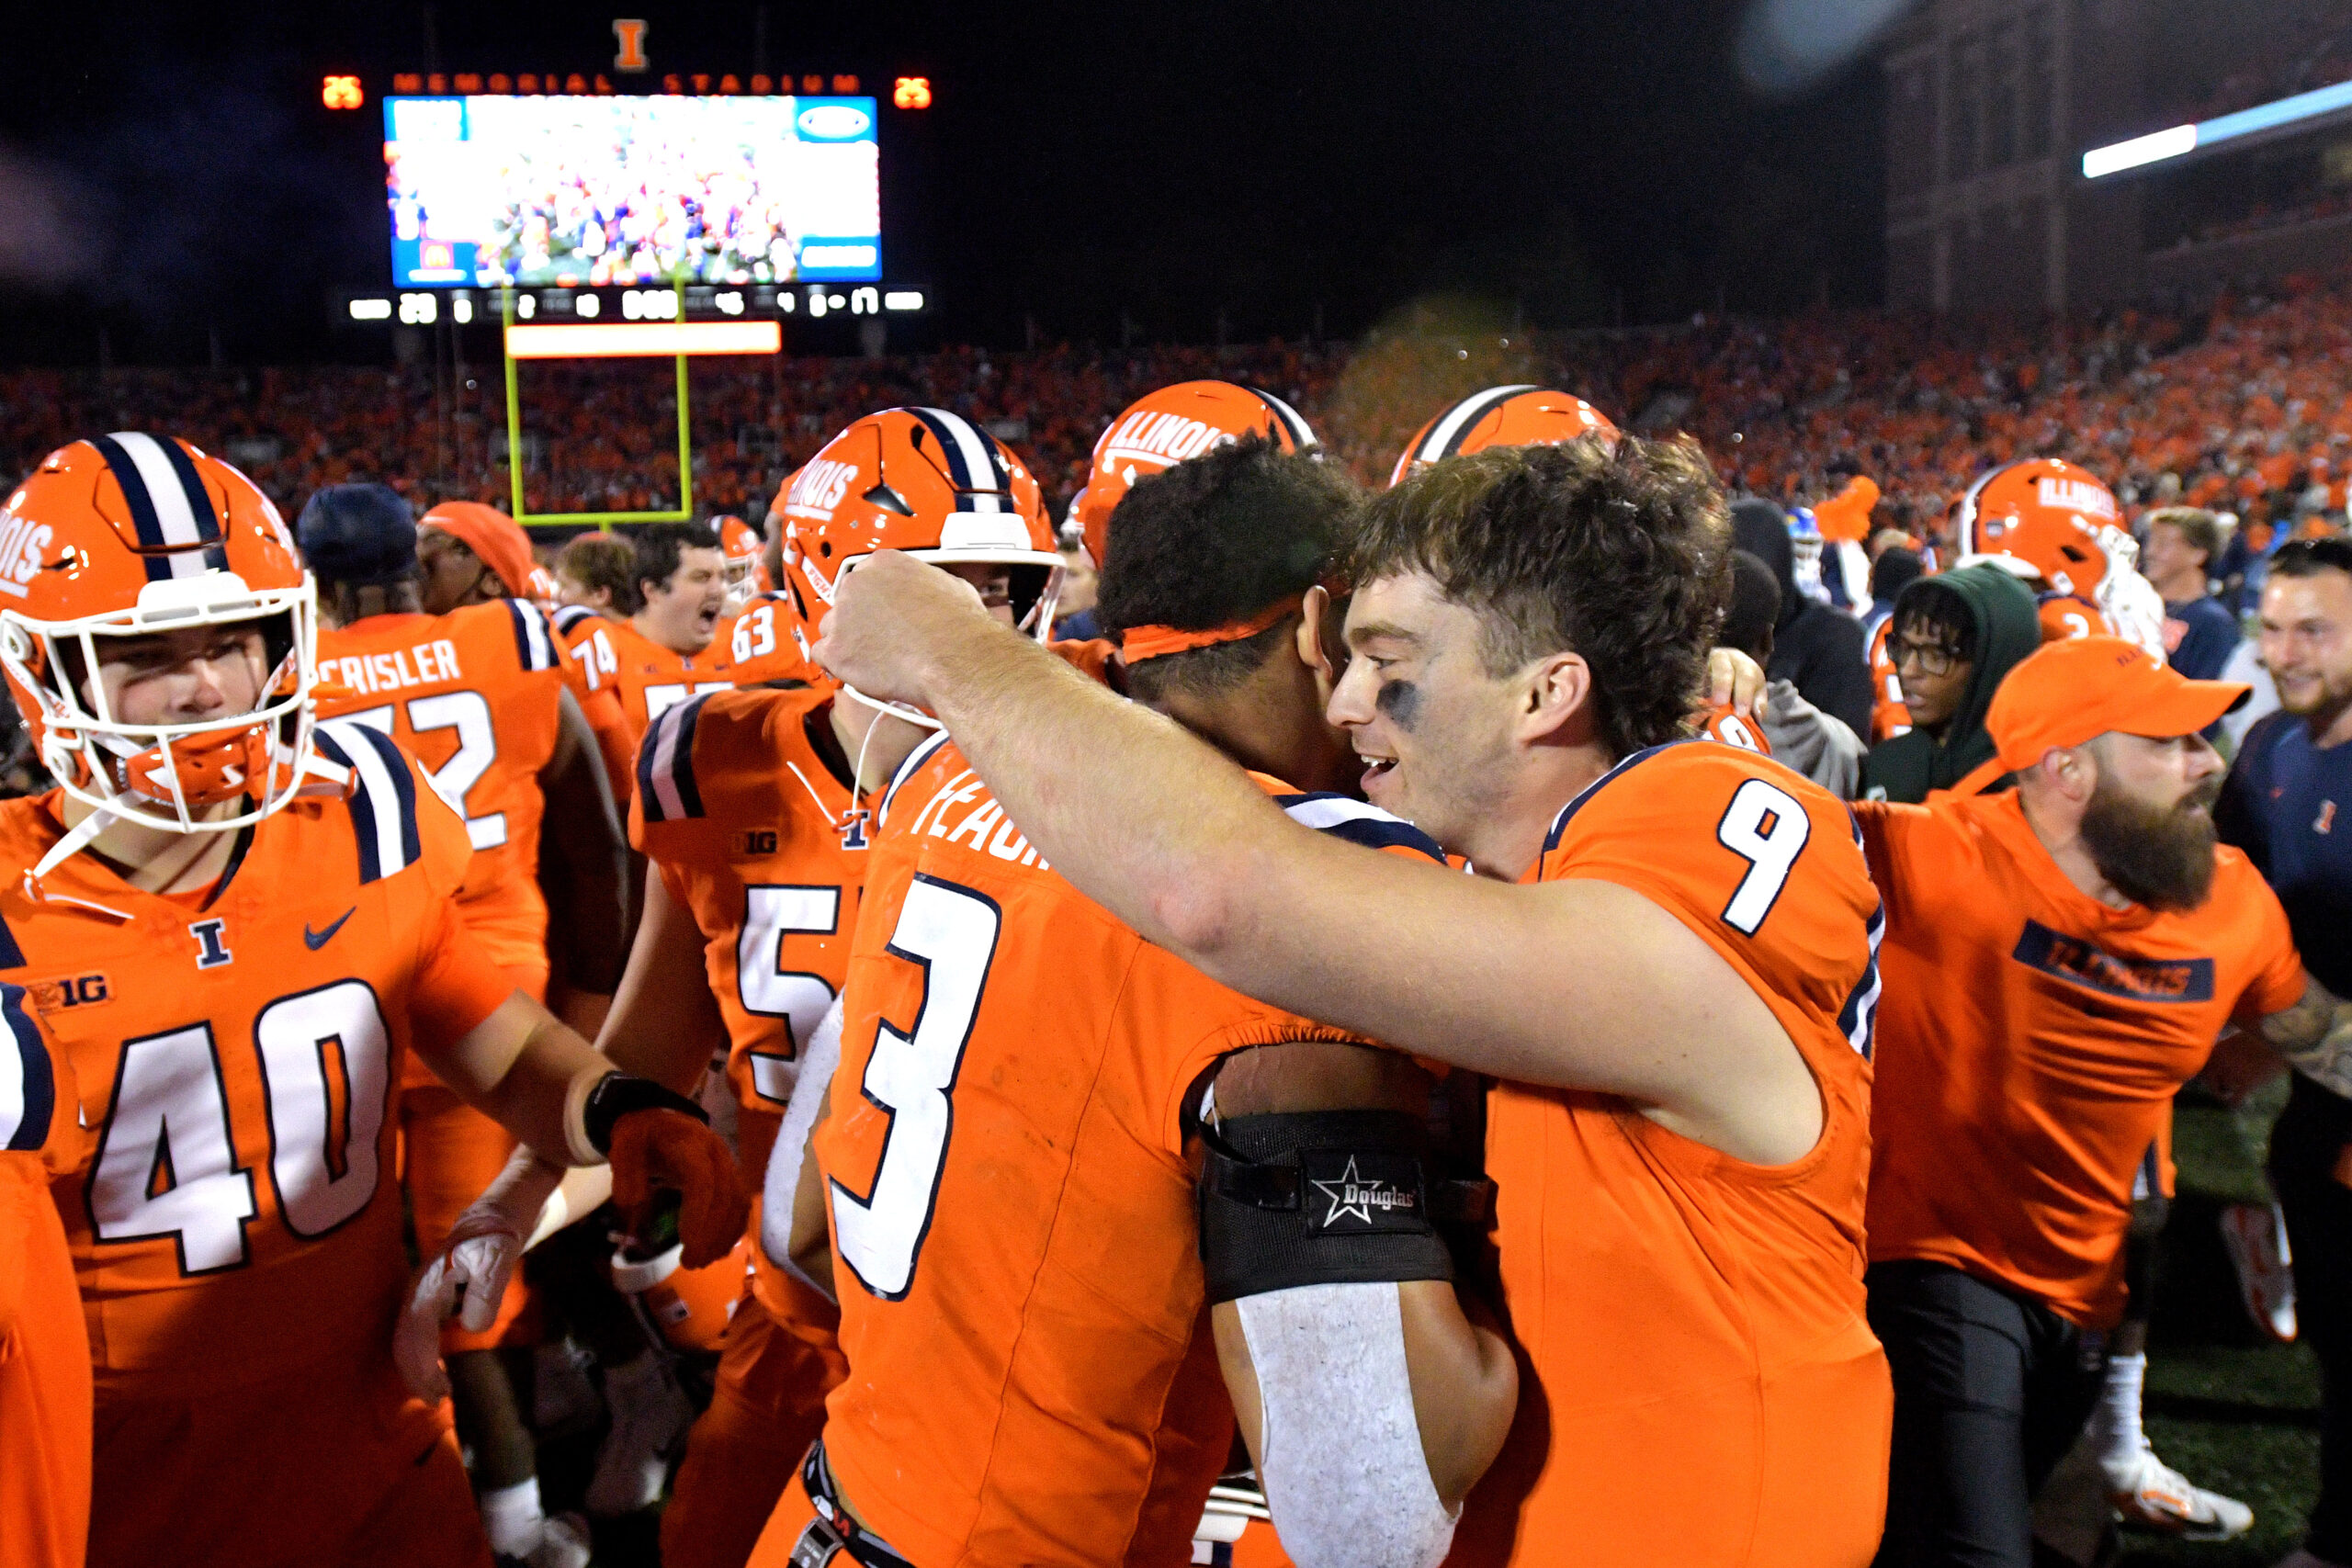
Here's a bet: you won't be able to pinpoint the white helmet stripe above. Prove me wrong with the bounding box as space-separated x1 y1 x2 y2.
1420 386 1540 465
910 407 1008 513
103 433 214 579
1249 387 1320 450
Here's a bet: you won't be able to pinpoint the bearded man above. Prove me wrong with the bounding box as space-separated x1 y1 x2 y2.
1853 635 2352 1568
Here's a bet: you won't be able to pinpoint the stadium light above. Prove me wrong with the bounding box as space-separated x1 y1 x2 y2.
347 298 393 321
2083 77 2352 178
2082 125 2197 178
883 290 925 312
503 321 782 359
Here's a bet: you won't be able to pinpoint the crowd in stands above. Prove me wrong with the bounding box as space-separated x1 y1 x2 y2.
12 279 2352 562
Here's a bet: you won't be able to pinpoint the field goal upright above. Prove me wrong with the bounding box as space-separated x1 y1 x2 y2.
500 287 782 530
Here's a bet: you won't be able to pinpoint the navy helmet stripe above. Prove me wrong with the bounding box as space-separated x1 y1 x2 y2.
0 982 54 1154
1424 386 1539 464
152 433 230 572
1246 386 1320 450
909 407 1009 510
89 435 175 581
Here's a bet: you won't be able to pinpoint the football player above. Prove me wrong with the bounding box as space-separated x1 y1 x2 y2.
0 434 746 1568
301 483 629 1564
715 513 771 610
418 501 637 818
1066 379 1319 571
749 431 1517 1568
809 434 1893 1565
1 985 86 1568
583 407 1067 1566
560 521 736 741
1954 458 2168 653
1385 384 1618 487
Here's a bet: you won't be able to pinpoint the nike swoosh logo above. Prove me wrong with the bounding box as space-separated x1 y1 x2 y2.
304 908 356 951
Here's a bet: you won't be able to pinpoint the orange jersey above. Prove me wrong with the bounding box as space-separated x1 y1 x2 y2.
1856 790 2302 1327
316 601 568 977
2037 590 2117 644
3 985 90 1568
1867 615 1911 742
1701 702 1771 754
548 604 639 807
631 685 871 1259
570 614 738 742
3 724 513 1397
814 734 1447 1568
1461 739 1891 1568
722 592 822 686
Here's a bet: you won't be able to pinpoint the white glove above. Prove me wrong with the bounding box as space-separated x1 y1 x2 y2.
2094 546 2169 658
394 1149 563 1402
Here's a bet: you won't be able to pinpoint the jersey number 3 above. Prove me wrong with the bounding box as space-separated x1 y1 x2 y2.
829 874 1001 1300
1716 777 1810 936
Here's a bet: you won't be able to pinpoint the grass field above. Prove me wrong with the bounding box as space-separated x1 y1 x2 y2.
2117 1074 2322 1568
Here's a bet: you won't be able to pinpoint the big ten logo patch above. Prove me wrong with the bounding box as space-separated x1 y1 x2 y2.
31 972 109 1011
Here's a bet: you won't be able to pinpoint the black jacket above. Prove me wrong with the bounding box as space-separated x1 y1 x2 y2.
1730 499 1875 740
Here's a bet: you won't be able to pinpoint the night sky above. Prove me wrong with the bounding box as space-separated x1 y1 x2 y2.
0 1 1892 364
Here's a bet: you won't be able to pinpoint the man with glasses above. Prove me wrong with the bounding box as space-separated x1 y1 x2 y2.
2217 537 2352 1568
1861 564 2041 803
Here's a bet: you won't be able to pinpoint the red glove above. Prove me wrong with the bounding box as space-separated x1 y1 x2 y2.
608 1108 751 1269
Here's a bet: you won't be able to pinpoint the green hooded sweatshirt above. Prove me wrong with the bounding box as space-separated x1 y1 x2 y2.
1860 564 2042 804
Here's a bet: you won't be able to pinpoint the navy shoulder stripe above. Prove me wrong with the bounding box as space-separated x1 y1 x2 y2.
878 727 956 829
503 599 560 672
550 604 599 637
0 909 24 970
1836 811 1884 1060
638 694 711 824
0 981 56 1153
1273 792 1446 863
315 720 424 883
1542 738 1704 854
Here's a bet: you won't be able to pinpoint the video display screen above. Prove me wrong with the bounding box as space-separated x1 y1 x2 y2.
384 94 882 288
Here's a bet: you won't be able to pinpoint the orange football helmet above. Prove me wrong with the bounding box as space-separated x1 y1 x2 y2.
1068 381 1318 570
1952 457 2131 597
775 408 1061 721
0 434 327 855
1387 386 1619 487
715 514 767 610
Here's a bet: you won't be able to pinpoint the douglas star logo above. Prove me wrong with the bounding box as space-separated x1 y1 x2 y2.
1307 1153 1420 1229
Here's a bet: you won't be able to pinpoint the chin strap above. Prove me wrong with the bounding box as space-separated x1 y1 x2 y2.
839 682 944 736
28 807 119 889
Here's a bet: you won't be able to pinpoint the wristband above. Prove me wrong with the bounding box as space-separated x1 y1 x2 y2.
579 1071 709 1156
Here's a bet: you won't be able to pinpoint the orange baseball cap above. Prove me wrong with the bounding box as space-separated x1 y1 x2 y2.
420 500 539 600
1987 635 2249 771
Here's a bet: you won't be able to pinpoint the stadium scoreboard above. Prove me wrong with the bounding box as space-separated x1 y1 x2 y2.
345 73 929 328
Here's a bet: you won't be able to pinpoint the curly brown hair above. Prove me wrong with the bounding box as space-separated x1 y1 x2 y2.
1349 434 1732 760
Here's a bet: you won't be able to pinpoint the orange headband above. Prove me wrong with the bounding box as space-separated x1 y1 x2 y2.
1118 593 1306 663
